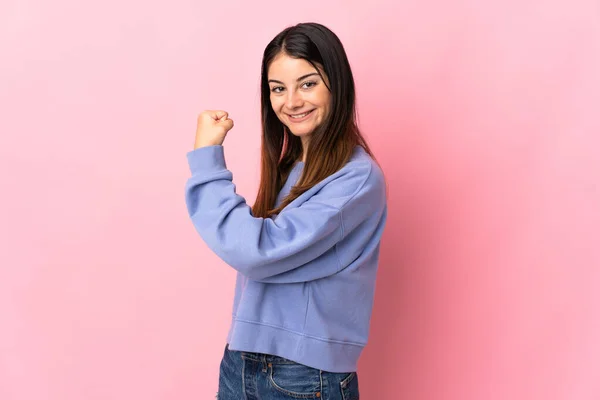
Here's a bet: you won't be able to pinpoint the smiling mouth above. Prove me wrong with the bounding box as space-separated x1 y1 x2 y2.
288 110 314 119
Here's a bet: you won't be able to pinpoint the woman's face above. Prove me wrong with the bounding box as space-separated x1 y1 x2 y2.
267 52 331 139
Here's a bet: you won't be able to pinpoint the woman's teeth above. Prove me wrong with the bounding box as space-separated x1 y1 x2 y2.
290 111 311 119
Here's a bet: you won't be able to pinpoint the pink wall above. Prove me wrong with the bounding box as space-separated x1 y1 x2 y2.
1 0 599 399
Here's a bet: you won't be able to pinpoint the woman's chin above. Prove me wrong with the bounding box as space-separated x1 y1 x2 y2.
287 128 313 137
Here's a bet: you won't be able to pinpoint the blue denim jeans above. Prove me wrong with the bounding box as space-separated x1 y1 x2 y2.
217 344 360 400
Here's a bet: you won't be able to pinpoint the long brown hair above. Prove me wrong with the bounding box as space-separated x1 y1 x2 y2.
252 22 377 218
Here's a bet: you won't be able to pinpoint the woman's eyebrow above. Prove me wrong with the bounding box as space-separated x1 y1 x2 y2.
268 72 320 85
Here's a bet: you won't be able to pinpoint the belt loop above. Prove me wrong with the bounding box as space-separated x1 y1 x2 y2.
261 354 267 372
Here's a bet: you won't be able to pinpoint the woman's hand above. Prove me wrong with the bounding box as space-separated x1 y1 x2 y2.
194 110 234 149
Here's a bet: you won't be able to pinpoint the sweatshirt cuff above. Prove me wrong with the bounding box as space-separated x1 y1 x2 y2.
187 145 227 174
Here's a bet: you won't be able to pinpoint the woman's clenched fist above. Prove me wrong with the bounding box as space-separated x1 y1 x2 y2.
194 110 234 149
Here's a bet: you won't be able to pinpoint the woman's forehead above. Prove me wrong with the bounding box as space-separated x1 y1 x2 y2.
268 54 322 80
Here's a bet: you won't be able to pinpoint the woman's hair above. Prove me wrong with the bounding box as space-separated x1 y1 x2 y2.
251 22 377 218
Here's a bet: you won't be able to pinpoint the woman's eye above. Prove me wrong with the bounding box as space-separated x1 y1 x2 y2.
271 86 284 93
302 81 317 89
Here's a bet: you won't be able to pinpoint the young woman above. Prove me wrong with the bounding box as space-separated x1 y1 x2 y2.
185 22 388 400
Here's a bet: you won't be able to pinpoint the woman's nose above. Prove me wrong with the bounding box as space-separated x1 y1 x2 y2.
286 91 303 109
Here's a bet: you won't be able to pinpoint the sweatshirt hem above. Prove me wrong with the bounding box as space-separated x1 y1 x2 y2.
227 318 365 373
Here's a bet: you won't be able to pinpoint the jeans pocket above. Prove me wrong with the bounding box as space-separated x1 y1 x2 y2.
340 372 359 400
268 362 322 398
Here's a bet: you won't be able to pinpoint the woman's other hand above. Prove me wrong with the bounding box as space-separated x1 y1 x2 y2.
194 110 234 149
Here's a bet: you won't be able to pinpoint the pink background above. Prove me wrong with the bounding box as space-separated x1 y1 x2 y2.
1 0 599 399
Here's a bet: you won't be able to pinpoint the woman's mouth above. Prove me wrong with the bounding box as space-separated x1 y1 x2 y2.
287 109 315 122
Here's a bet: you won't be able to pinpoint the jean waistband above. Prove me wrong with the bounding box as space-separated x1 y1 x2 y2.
227 344 301 365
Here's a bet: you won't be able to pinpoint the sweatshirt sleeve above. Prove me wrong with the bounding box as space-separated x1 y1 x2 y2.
184 145 386 282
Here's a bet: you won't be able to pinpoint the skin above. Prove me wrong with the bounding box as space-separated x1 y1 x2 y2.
193 110 233 150
194 52 331 163
267 52 331 161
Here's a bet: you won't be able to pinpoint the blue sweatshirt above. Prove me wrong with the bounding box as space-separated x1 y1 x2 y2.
185 144 387 372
